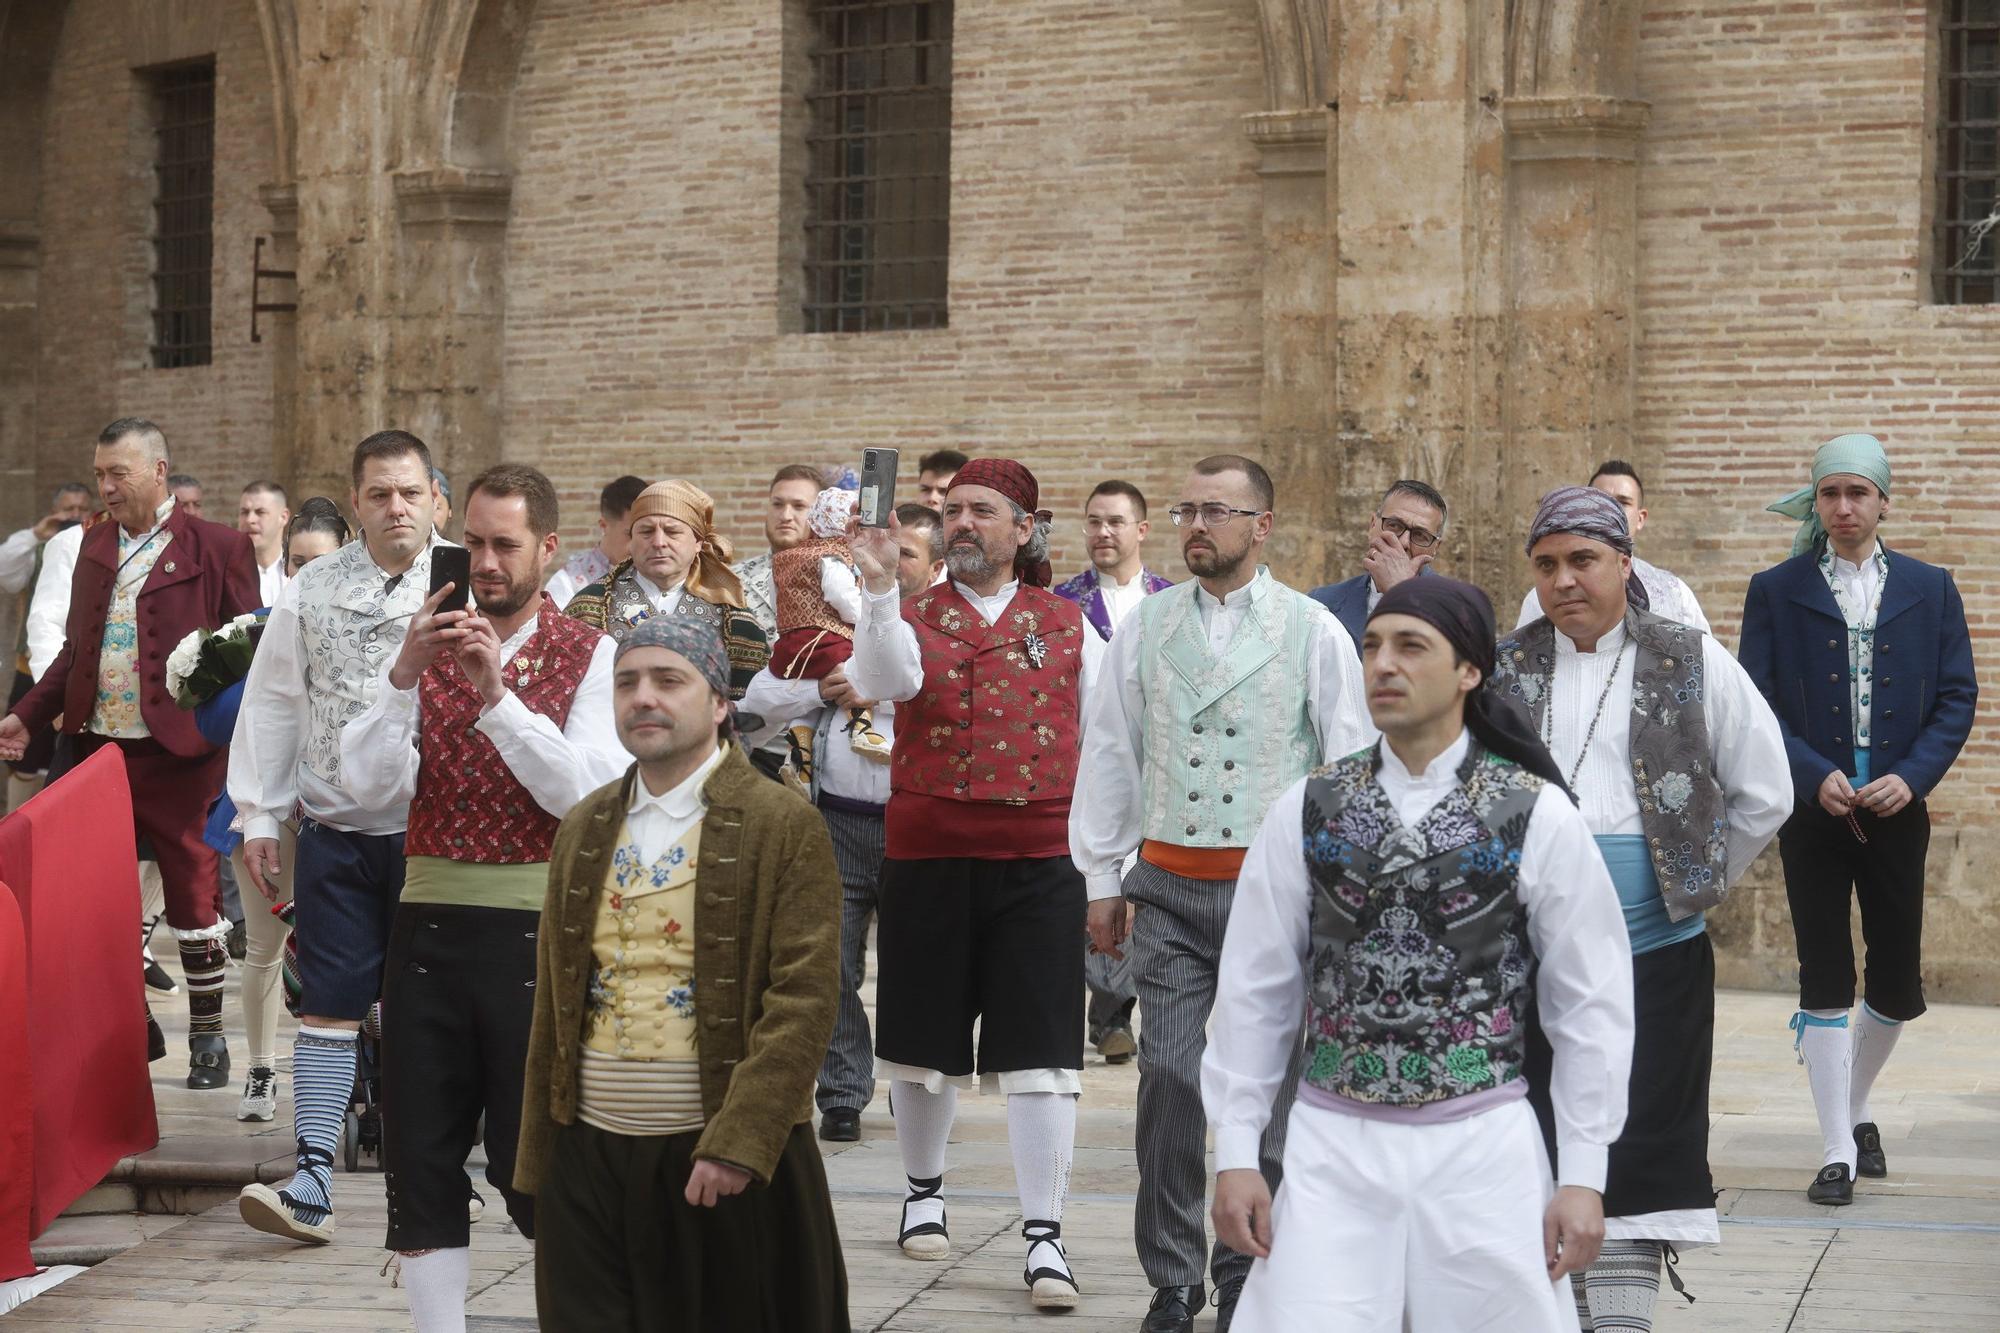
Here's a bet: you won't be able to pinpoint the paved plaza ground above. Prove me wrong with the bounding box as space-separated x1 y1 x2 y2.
8 955 1998 1331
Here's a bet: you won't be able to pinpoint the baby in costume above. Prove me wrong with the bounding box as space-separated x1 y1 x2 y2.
769 487 889 783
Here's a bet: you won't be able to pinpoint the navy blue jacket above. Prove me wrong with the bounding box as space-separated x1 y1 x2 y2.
1309 569 1439 652
1738 547 1976 808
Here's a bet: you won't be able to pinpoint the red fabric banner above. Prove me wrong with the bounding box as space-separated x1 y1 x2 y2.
0 890 33 1281
0 746 159 1246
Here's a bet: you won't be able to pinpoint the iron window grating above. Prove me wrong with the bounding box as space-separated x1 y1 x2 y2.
802 0 951 333
147 60 215 367
1939 3 2000 303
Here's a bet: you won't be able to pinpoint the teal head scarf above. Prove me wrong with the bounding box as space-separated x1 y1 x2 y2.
1766 433 1891 557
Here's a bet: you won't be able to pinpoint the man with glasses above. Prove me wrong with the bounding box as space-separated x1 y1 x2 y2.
1517 460 1709 633
1309 480 1448 651
1073 455 1371 1332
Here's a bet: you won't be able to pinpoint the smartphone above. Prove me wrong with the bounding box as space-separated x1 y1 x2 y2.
429 546 472 615
859 447 899 527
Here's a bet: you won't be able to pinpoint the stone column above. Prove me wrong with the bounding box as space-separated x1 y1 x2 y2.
1493 95 1649 605
257 181 301 492
390 166 512 494
1245 108 1335 585
0 221 38 533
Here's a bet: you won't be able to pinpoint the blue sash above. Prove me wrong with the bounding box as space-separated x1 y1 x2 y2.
1853 748 1872 785
1595 833 1706 957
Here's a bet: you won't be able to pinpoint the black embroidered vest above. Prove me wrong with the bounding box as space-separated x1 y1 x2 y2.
1491 607 1725 921
1301 744 1543 1108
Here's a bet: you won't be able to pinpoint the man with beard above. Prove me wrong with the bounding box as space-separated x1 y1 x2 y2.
517 614 848 1332
846 458 1091 1311
1494 487 1789 1333
1203 577 1633 1331
341 464 625 1332
566 480 770 699
732 463 825 641
547 474 647 611
229 430 448 1244
1072 455 1371 1332
736 501 945 1142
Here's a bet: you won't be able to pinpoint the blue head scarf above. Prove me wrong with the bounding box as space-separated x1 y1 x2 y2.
1766 433 1891 557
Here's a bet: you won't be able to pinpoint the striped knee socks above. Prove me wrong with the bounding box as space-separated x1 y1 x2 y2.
283 1025 359 1222
178 937 228 1037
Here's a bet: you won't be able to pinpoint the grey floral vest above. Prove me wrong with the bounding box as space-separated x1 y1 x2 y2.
1300 744 1543 1108
1492 607 1725 921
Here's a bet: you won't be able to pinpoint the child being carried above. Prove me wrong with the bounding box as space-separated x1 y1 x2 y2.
770 486 890 784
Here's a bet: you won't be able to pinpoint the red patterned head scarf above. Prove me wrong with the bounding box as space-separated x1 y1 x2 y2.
948 457 1053 588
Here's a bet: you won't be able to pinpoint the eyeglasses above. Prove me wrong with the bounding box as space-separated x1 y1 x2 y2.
1376 514 1441 550
1167 503 1266 528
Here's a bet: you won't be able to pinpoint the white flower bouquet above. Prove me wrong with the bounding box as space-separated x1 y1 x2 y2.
167 610 268 709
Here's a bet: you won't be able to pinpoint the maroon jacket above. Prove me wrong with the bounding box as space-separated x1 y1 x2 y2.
12 503 260 758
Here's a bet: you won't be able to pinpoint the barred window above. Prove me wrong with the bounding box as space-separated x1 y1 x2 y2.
145 60 215 367
802 1 951 333
1938 4 2000 303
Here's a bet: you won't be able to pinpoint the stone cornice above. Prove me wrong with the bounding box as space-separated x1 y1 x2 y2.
1244 108 1331 178
392 167 514 228
1502 96 1649 164
0 219 38 270
258 182 299 238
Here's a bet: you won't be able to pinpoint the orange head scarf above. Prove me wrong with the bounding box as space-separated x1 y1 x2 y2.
625 479 744 608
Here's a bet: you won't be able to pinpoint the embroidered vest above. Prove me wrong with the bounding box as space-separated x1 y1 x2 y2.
566 561 766 700
294 539 441 788
772 537 855 637
1492 607 1726 921
892 584 1085 807
1301 745 1543 1107
405 606 600 864
1132 573 1320 847
585 821 701 1060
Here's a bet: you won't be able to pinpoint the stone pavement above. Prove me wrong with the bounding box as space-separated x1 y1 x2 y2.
8 953 1999 1331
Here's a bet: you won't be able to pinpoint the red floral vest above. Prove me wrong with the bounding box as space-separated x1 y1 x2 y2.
773 536 854 637
405 605 602 865
891 584 1084 807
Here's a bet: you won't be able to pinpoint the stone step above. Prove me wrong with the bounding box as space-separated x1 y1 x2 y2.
61 1133 310 1219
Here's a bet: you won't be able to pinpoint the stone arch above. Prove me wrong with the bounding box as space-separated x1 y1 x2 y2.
1256 0 1330 111
404 0 539 173
1503 0 1641 101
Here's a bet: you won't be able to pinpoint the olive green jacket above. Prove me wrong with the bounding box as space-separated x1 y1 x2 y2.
514 746 841 1192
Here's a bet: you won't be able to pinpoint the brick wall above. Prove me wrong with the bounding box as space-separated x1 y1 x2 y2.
35 0 276 507
501 0 1268 578
1634 0 1999 997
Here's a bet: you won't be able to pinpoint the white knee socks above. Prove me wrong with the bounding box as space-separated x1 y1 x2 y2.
892 1080 957 1233
399 1246 469 1333
1007 1092 1077 1282
1793 1009 1854 1170
1849 1004 1903 1127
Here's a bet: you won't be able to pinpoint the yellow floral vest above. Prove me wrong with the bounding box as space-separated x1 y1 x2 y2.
584 822 700 1061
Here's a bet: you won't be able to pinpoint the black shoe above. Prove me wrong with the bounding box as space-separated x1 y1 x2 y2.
1212 1275 1246 1333
226 919 247 962
1097 1022 1137 1064
1807 1162 1854 1205
146 1013 167 1062
1853 1122 1887 1178
143 957 179 995
819 1107 860 1142
1141 1283 1205 1333
187 1034 230 1090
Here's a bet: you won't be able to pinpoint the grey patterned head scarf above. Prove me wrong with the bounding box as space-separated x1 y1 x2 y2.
613 614 731 700
1525 485 1650 611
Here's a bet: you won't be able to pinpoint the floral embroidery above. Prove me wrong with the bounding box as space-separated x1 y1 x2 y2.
1819 545 1887 754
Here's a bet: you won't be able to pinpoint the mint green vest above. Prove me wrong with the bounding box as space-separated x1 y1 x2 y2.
1133 570 1321 847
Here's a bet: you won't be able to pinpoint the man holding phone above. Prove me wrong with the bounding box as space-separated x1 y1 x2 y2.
342 464 623 1332
229 430 449 1245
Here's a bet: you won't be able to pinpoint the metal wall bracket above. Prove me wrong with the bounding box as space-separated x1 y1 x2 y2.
250 235 296 344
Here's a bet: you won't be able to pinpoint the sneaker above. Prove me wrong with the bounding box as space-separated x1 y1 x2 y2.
1096 1024 1137 1065
238 1182 335 1244
237 1067 278 1122
143 956 178 995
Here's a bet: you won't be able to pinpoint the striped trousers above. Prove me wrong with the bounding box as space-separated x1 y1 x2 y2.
1127 858 1301 1289
816 805 886 1114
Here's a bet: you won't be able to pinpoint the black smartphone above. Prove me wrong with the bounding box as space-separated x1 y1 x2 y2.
859 447 899 527
429 546 472 615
